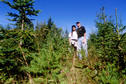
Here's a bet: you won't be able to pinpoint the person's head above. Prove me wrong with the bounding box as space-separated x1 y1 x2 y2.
72 25 76 32
76 22 81 28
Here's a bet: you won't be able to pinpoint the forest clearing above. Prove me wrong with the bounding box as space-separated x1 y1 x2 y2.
0 0 126 84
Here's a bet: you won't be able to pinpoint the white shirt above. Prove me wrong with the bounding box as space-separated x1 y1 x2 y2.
68 31 78 40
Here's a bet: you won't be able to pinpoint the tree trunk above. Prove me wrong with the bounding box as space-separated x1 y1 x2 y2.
27 73 34 84
20 20 24 46
19 19 34 84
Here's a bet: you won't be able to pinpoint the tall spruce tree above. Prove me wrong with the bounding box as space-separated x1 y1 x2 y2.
95 7 126 69
1 0 40 84
1 0 40 30
64 29 69 38
47 17 54 30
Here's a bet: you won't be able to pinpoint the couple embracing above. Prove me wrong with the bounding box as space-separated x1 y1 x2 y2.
69 22 88 60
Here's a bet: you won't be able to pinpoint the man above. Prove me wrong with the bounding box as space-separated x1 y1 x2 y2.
76 22 88 60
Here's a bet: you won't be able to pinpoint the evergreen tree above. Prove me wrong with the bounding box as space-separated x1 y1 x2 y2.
1 0 40 84
94 7 126 69
1 0 40 30
47 17 54 30
64 29 69 38
6 24 11 30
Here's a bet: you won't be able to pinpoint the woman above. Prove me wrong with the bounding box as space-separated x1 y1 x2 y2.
68 25 78 51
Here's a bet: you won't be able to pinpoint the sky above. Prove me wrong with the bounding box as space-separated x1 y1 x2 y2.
0 0 126 38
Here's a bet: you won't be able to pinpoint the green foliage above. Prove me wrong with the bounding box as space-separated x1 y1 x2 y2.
0 19 73 83
23 22 71 83
90 7 126 69
98 63 120 84
87 7 126 84
0 28 37 83
1 0 40 29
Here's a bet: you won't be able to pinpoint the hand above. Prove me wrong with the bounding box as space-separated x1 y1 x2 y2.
82 39 86 44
